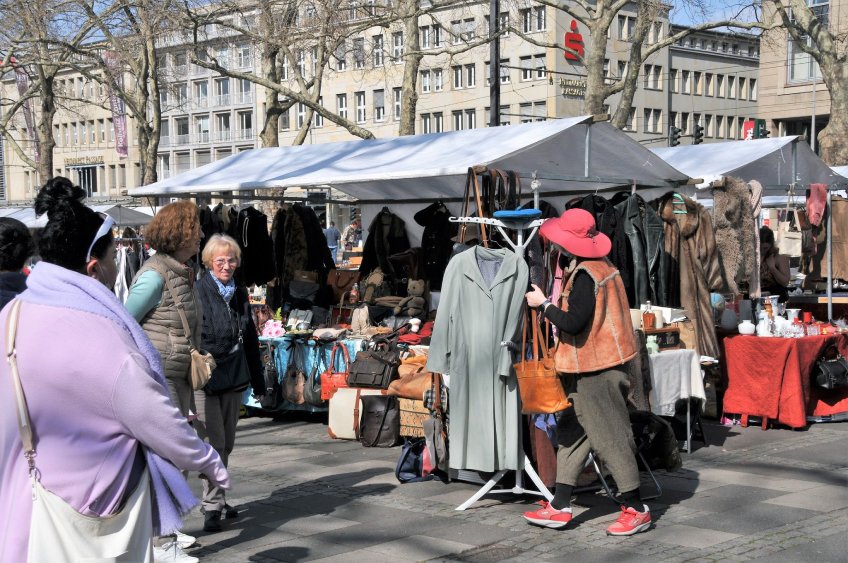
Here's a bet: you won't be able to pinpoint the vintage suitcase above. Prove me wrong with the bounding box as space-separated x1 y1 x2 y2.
328 387 388 440
399 398 428 438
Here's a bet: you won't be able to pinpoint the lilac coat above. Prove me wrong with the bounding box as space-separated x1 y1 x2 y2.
0 303 229 562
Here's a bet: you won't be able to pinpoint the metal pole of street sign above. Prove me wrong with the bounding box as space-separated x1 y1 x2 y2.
489 0 500 127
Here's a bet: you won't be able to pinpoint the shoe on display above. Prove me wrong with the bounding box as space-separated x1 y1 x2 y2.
606 504 652 536
173 530 196 549
522 500 573 529
203 510 223 533
224 503 239 519
153 541 199 563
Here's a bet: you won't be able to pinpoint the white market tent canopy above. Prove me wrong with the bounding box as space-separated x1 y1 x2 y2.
0 204 153 229
832 165 848 178
130 115 691 244
130 115 690 201
651 136 847 207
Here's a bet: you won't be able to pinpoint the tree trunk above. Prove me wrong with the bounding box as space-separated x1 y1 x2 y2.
398 0 422 136
140 33 160 186
815 65 848 166
36 74 56 182
259 6 281 148
583 20 611 116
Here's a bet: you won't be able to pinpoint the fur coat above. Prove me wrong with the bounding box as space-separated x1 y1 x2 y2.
713 177 757 295
657 193 724 359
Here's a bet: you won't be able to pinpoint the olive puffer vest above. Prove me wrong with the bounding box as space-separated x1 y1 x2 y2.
554 258 637 374
134 254 203 380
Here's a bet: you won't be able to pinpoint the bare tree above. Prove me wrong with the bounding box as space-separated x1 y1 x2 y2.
765 0 847 165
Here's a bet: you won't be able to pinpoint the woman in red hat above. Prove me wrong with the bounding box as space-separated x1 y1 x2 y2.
522 208 651 536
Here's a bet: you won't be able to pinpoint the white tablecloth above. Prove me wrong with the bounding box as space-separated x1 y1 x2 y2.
648 349 706 416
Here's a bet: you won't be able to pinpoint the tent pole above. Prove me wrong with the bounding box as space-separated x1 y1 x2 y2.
827 186 833 322
584 124 591 178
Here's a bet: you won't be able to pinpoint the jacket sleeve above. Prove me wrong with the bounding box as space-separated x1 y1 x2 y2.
426 258 458 375
112 353 229 487
699 209 726 292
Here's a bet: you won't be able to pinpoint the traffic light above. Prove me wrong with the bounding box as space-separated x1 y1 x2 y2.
693 124 704 145
755 119 770 139
668 126 682 147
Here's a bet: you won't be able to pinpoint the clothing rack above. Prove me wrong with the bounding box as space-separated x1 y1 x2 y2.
448 210 553 511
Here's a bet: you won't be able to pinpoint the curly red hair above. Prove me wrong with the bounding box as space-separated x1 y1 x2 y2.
144 201 200 255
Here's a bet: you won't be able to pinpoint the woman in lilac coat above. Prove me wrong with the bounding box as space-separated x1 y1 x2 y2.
0 178 229 562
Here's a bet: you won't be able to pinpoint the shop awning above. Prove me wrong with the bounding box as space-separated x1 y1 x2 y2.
651 136 846 192
129 116 691 202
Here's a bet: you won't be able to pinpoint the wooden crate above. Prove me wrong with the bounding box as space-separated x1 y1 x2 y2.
399 398 428 438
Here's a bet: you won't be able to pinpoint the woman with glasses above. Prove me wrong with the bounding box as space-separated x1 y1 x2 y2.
194 234 264 532
0 178 228 562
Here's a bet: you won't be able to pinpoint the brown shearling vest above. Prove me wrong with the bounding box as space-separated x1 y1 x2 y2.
134 254 202 381
554 259 637 374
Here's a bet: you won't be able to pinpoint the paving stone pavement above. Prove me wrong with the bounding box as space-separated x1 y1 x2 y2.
180 413 848 562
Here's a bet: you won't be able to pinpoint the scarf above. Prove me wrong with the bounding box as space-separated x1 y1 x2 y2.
211 271 236 303
17 262 198 535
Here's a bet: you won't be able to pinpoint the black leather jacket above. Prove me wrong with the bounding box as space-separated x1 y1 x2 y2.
612 193 667 307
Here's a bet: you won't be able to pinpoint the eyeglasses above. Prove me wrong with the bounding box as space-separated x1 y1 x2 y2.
86 213 115 261
212 258 238 268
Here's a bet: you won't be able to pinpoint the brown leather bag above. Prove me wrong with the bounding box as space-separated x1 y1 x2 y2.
327 269 359 303
387 356 432 400
514 309 571 414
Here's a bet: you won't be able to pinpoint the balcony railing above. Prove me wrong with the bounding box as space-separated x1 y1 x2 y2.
159 136 170 147
194 97 208 109
235 92 253 104
215 130 232 142
235 128 253 140
215 94 231 106
196 132 210 143
174 134 190 145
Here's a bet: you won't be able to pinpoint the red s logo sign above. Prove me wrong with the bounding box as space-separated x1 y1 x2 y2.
564 20 584 61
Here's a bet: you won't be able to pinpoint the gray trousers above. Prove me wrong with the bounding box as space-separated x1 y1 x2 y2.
193 389 241 512
556 369 640 494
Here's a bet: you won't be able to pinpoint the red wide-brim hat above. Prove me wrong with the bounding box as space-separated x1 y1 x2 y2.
539 208 612 259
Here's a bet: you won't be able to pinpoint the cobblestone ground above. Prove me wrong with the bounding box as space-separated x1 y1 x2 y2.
181 413 848 562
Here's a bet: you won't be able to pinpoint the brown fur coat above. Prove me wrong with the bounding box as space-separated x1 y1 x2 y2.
713 177 757 295
658 193 724 359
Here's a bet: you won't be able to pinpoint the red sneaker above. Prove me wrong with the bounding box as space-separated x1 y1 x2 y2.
606 505 652 536
523 500 573 529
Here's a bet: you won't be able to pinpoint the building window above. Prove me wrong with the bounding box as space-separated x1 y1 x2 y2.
175 83 188 106
433 25 443 47
313 98 324 127
466 64 476 87
195 115 210 142
354 38 365 69
237 111 252 139
421 70 431 93
453 110 463 131
434 68 443 91
694 71 703 95
739 77 748 99
463 18 475 41
451 20 461 44
433 112 443 132
214 78 229 105
216 113 230 141
705 73 714 96
194 81 208 107
716 75 724 98
535 6 546 31
716 115 725 139
705 114 713 137
215 46 229 69
337 93 348 120
355 91 366 122
618 15 634 40
643 65 661 90
373 35 384 67
421 113 431 134
393 87 401 120
98 119 106 142
373 89 385 122
392 32 404 60
236 44 251 68
175 117 189 144
237 79 252 103
681 70 691 94
681 112 690 135
727 75 736 98
452 66 462 89
466 109 476 129
420 26 431 49
535 55 546 79
670 68 679 93
500 58 510 84
642 108 662 133
520 56 533 81
282 55 289 80
335 42 347 71
749 79 757 101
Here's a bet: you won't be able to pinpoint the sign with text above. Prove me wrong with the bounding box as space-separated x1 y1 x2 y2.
104 51 128 158
742 120 755 141
563 20 584 61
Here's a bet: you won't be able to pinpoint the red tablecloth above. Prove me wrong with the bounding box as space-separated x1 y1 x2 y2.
723 333 848 428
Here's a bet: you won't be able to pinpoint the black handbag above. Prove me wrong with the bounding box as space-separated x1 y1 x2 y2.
395 437 433 483
347 339 401 389
303 348 326 406
357 395 401 447
288 280 320 306
259 342 281 410
812 347 848 390
205 342 249 395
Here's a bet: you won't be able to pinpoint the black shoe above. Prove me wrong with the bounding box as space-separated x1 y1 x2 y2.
203 510 222 532
224 504 238 519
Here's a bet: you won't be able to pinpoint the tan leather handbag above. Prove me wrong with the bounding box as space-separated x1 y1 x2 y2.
514 309 571 414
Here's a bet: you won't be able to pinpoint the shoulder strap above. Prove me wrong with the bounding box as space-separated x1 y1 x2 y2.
5 300 38 475
148 261 198 350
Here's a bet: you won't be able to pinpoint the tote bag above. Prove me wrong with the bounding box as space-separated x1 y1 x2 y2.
6 300 154 562
514 309 571 414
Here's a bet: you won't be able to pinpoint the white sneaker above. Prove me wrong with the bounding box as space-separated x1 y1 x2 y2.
153 541 199 563
174 530 197 549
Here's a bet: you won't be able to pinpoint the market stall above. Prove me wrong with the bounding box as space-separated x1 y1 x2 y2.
0 204 153 228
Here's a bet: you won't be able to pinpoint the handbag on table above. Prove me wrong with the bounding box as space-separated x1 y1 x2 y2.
283 341 307 405
303 346 326 406
347 335 401 389
259 342 281 410
327 269 359 304
5 300 154 561
811 346 848 390
387 355 431 400
514 309 571 414
321 343 351 400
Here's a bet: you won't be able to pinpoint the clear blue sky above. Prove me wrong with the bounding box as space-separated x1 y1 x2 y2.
669 1 760 27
